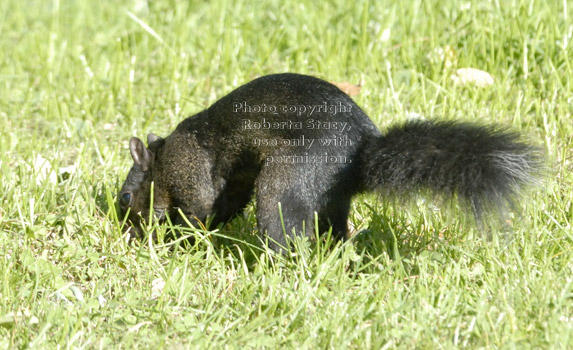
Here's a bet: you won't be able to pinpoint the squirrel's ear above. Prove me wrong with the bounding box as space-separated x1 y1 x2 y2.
147 133 162 145
129 137 152 171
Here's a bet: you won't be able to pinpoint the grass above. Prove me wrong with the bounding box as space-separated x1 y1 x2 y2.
0 0 572 348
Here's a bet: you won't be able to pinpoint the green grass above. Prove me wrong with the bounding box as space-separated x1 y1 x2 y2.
1 0 572 348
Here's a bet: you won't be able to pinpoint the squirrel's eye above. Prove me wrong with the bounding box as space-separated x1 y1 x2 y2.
120 192 132 206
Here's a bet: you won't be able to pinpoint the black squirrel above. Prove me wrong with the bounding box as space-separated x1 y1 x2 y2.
119 73 540 251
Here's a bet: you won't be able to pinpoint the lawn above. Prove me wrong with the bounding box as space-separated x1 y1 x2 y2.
0 0 572 348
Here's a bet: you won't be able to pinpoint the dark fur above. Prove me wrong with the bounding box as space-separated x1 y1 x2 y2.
119 73 540 252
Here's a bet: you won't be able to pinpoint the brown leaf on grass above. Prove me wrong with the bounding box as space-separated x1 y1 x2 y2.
451 68 494 87
331 80 363 96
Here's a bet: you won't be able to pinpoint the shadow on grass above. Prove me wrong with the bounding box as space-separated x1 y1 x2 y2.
94 181 455 274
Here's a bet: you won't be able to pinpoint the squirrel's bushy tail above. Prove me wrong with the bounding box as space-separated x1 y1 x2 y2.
360 120 542 219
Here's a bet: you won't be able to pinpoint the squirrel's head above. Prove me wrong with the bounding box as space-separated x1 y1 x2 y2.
118 133 170 239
